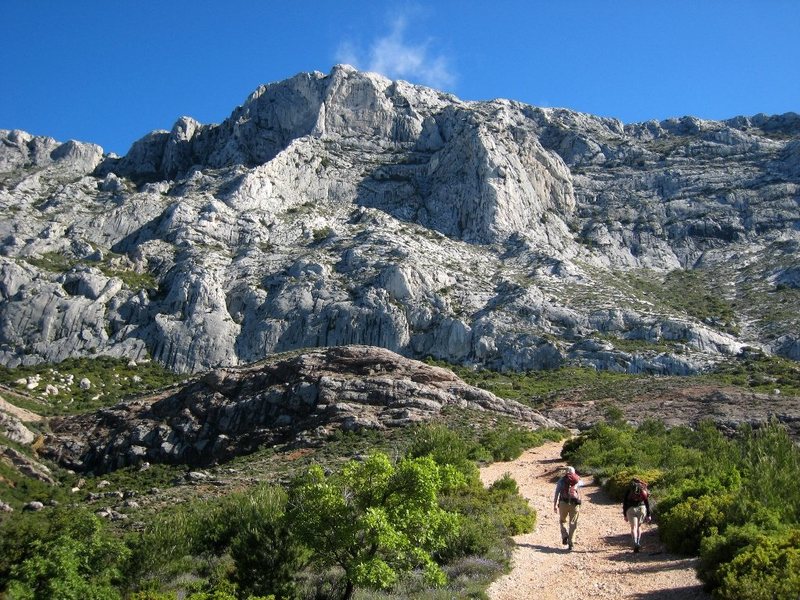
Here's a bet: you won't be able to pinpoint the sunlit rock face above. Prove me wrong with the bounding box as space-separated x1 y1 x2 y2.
1 66 798 374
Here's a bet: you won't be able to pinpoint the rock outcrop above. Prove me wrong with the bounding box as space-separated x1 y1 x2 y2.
1 66 798 375
44 345 560 473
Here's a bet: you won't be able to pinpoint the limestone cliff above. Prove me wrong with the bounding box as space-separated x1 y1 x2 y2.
1 65 798 374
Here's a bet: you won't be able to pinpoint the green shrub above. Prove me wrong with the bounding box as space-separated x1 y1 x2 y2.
1 508 129 600
698 523 775 593
405 424 481 485
713 527 800 600
735 423 800 524
436 490 510 564
288 453 460 597
480 425 566 462
488 475 536 535
659 493 735 554
126 485 304 598
436 474 534 565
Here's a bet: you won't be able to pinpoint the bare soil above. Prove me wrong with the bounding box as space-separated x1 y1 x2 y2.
0 393 43 422
480 442 710 600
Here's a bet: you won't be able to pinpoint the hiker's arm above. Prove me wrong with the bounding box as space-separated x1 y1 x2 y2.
553 481 561 511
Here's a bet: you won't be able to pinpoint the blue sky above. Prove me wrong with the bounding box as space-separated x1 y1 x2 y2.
3 1 798 155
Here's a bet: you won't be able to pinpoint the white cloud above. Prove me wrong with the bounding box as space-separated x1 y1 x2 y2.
335 17 456 90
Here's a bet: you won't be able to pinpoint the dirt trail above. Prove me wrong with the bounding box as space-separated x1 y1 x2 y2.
480 442 709 600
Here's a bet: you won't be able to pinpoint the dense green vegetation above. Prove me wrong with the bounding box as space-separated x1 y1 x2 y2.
563 419 800 599
0 423 563 599
0 356 185 415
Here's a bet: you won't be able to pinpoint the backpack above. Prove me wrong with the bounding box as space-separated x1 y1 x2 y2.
628 479 649 502
563 472 581 503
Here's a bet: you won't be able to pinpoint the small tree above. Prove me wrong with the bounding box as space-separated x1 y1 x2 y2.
288 452 462 600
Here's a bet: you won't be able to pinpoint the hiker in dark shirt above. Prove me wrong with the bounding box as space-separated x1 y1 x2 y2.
553 466 583 551
622 478 651 553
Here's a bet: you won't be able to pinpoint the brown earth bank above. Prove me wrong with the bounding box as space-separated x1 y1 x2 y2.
480 441 709 600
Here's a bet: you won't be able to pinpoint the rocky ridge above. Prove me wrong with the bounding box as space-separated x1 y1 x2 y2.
44 345 560 473
1 65 798 375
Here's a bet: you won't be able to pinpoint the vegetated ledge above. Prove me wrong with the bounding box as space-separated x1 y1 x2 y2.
42 345 561 474
539 383 800 441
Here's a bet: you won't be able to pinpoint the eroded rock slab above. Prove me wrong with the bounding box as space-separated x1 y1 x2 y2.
44 345 561 473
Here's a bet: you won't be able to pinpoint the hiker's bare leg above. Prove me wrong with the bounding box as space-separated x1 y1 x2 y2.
626 505 646 549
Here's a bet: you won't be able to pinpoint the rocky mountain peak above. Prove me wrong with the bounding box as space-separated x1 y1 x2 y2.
1 67 798 375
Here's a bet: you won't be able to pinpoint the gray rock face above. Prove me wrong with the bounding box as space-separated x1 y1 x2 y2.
0 445 55 484
0 410 35 445
44 345 560 473
1 66 799 374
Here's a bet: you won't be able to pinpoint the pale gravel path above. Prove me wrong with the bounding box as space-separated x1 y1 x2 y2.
480 442 710 600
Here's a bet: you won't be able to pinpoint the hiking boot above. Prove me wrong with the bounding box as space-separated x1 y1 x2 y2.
633 544 641 553
562 535 569 545
568 542 573 551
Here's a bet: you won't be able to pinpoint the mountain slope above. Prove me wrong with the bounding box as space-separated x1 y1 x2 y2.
1 65 798 374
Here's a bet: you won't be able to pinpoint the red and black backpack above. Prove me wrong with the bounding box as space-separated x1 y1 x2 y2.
628 478 649 502
563 472 581 503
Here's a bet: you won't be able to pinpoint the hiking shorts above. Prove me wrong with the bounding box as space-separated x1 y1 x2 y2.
626 504 647 523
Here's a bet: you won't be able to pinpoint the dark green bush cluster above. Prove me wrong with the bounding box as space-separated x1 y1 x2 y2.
126 485 304 599
406 424 540 565
406 421 566 468
699 525 800 600
0 507 130 600
563 419 800 597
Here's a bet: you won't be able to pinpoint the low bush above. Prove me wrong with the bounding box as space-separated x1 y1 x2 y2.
659 493 735 555
405 424 481 485
480 425 566 462
126 485 304 599
712 527 800 600
488 475 536 535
